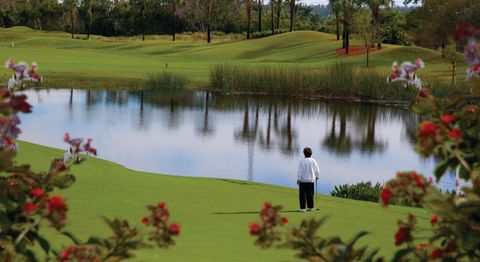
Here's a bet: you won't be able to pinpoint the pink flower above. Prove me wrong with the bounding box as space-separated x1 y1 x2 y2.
280 217 288 225
48 195 67 211
141 217 149 225
430 215 438 225
157 202 166 209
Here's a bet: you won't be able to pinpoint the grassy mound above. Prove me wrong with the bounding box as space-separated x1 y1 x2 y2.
16 141 429 261
0 27 465 89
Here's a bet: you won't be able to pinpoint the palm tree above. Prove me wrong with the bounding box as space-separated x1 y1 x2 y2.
289 0 295 32
328 0 342 40
64 0 78 39
257 0 263 32
86 0 96 40
276 0 282 31
246 0 253 39
207 0 212 43
365 0 390 49
270 0 275 35
169 0 184 42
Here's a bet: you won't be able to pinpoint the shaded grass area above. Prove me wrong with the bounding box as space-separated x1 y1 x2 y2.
16 141 430 261
0 26 467 90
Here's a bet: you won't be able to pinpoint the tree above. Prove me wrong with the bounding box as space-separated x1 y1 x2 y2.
445 41 458 85
354 9 381 67
83 0 96 40
329 0 342 40
270 0 275 35
289 0 295 32
257 0 263 32
275 0 282 31
246 0 253 39
364 0 390 49
64 0 78 39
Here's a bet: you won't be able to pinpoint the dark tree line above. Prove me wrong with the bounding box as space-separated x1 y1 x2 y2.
0 0 311 42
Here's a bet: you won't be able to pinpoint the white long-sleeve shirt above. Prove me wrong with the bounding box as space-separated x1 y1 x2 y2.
297 158 320 183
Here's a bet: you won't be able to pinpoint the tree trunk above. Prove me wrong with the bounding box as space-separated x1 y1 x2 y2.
373 7 381 49
207 0 212 43
345 25 349 54
335 12 339 40
270 0 275 35
276 0 282 31
342 22 346 48
258 0 263 32
172 4 176 41
70 11 74 39
452 62 456 85
247 1 252 39
366 47 369 67
289 0 295 32
441 40 446 58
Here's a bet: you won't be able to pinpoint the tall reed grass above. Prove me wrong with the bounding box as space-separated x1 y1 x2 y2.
146 71 189 90
210 63 464 103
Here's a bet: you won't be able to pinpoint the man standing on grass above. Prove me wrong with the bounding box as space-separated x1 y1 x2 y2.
297 147 320 212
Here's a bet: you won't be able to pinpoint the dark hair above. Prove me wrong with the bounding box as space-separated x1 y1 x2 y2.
303 147 312 158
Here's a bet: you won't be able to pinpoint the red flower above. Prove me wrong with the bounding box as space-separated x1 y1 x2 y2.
31 188 44 197
141 217 149 225
441 114 455 125
157 202 166 209
262 202 272 211
249 223 261 236
59 246 75 262
64 133 70 142
380 187 393 205
431 248 444 259
23 202 37 214
394 226 412 246
169 223 180 235
418 121 437 138
448 129 462 140
430 215 438 225
280 217 288 225
49 195 68 211
412 172 425 189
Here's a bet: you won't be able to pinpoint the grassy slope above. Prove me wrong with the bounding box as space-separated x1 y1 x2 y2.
0 26 465 88
16 141 430 261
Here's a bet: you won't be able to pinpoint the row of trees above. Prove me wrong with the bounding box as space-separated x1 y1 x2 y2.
0 0 320 42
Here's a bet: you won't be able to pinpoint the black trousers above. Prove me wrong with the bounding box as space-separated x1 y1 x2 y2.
299 182 315 209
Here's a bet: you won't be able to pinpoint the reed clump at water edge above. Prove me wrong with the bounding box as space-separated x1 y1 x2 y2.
209 63 466 103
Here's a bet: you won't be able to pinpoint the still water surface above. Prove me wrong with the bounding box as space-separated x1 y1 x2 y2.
18 89 456 193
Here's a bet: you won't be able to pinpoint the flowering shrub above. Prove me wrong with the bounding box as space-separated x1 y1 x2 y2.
0 63 179 261
249 203 379 261
249 24 480 262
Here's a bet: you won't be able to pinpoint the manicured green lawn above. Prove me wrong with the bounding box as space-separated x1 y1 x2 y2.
16 141 430 261
0 27 465 89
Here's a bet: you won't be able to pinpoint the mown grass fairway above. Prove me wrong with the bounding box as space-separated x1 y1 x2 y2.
0 27 465 88
16 141 430 261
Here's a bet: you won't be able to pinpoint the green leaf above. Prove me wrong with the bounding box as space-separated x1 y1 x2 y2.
62 231 82 245
392 247 415 262
37 235 51 255
434 157 457 180
86 236 104 246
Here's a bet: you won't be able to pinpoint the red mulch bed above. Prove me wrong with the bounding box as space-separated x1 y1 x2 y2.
336 45 379 56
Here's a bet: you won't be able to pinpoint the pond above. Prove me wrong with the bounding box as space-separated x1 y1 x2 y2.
18 89 457 194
